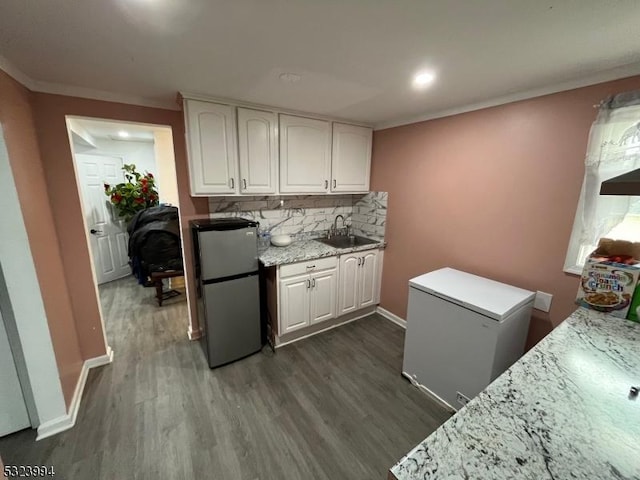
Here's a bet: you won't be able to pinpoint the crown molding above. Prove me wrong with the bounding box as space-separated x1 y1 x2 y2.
31 80 179 110
0 56 179 111
0 55 36 89
374 62 640 131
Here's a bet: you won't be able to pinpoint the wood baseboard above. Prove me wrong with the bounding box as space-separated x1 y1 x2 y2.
188 326 202 340
36 346 114 440
376 306 407 329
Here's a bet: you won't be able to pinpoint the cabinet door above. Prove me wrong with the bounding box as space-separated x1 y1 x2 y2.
310 268 338 324
279 115 331 193
331 123 372 193
359 249 378 309
338 254 360 316
185 100 238 195
279 274 310 333
237 108 278 194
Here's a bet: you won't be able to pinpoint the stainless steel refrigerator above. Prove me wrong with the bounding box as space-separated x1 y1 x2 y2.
191 218 262 368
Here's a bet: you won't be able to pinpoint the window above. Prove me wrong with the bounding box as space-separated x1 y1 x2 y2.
564 94 640 275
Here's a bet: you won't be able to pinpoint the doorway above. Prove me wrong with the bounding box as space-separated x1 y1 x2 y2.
66 117 190 351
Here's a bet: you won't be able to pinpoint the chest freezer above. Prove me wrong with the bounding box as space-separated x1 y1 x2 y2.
402 267 535 410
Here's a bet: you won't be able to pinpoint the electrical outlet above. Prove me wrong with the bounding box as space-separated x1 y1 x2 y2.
534 291 553 312
456 391 470 406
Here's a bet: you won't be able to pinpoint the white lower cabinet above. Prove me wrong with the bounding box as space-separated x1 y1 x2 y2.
337 254 360 315
280 273 311 333
338 249 379 315
278 257 338 334
359 249 378 308
310 268 338 324
278 249 381 336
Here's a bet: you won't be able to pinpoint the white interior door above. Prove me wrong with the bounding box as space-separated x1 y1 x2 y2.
76 154 130 285
0 308 30 437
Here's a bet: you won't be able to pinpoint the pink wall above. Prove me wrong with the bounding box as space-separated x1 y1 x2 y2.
372 75 640 347
0 70 83 405
31 93 210 357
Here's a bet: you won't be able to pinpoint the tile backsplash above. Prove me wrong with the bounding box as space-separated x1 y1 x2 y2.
208 192 387 239
351 191 387 239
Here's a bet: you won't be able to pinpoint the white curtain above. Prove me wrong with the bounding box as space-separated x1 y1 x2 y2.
578 98 640 249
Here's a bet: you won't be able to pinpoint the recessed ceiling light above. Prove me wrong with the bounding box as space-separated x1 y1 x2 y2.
279 72 302 83
118 130 130 138
412 71 436 89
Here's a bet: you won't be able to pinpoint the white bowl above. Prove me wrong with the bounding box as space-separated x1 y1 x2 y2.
271 234 292 247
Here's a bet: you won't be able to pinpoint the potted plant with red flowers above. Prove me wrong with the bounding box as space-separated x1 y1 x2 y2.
104 164 159 223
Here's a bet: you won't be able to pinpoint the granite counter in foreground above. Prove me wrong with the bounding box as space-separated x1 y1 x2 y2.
258 237 386 267
390 308 640 480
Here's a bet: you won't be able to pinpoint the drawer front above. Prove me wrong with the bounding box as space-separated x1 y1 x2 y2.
280 256 338 279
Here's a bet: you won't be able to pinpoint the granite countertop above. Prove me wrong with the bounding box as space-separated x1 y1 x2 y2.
390 308 640 480
259 237 386 267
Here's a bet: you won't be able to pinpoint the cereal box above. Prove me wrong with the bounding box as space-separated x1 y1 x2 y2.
576 239 640 318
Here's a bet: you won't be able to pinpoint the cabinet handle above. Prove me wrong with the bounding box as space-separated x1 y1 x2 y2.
324 180 328 189
333 179 336 189
243 178 247 189
306 279 311 289
362 256 366 267
357 257 361 266
230 178 235 189
312 278 316 288
306 265 316 269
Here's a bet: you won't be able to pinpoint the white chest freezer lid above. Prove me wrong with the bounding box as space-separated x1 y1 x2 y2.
409 267 535 321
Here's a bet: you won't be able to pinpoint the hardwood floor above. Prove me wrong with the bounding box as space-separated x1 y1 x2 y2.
0 275 451 479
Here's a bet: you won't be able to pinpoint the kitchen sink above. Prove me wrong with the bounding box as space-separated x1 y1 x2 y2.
315 235 378 249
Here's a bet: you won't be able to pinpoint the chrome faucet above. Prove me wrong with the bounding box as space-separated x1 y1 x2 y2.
328 214 347 238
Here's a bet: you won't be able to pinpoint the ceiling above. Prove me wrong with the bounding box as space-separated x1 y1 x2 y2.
1 0 640 128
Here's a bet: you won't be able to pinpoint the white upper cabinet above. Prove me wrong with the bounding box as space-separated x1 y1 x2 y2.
184 100 238 195
182 95 372 196
237 108 278 194
331 123 372 193
279 114 331 194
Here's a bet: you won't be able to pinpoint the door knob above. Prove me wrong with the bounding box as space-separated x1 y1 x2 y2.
90 229 102 235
